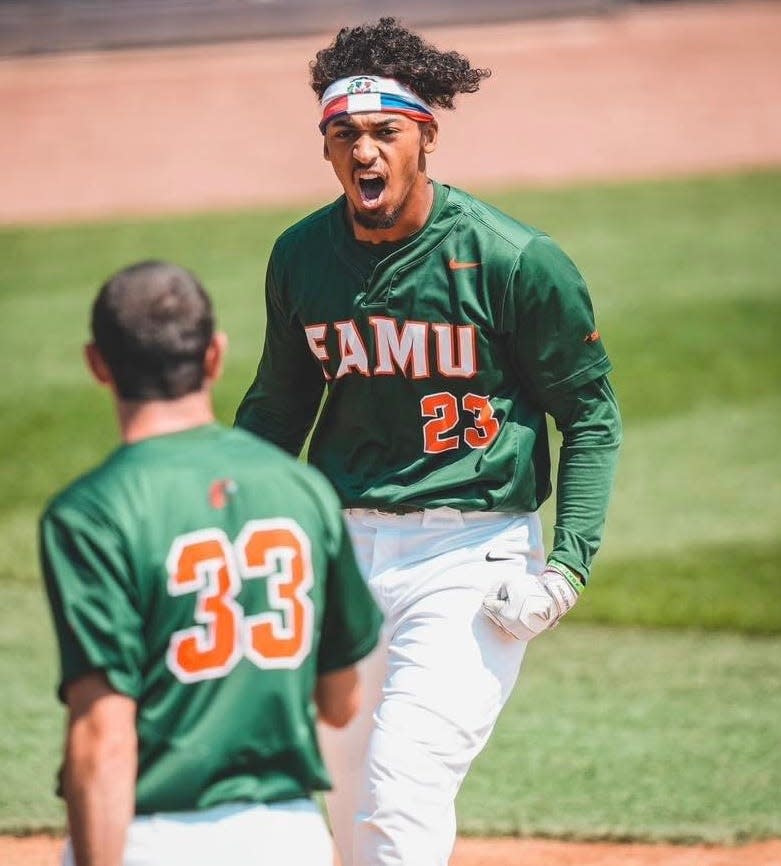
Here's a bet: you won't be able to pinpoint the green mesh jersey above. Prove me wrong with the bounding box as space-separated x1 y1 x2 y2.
39 423 382 814
236 182 612 514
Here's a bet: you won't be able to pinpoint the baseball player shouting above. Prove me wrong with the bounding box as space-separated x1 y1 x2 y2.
40 261 382 866
236 17 621 866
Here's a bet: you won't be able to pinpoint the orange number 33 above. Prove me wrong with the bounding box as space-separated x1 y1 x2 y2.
166 519 314 683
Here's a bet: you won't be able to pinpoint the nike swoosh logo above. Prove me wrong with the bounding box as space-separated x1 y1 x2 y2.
449 258 480 270
485 552 516 562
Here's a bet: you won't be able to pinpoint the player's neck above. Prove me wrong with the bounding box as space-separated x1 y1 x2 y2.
116 390 216 444
350 177 433 244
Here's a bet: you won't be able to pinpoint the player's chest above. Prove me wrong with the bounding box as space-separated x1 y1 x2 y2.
293 257 504 384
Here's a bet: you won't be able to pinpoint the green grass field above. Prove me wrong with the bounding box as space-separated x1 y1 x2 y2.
0 169 779 837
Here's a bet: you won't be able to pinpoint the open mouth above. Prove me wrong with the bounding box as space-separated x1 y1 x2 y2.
358 176 386 205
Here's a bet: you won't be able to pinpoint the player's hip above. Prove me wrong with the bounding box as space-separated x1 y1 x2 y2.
61 798 332 866
344 506 543 557
344 507 545 612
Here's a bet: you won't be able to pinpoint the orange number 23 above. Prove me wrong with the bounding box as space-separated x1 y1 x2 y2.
166 519 314 683
420 392 500 454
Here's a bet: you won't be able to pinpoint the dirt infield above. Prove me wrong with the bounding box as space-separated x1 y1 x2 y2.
1 1 780 224
2 1 780 863
3 835 781 866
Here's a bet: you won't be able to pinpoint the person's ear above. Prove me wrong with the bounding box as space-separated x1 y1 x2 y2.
323 137 331 162
84 342 113 387
204 331 228 384
421 119 438 154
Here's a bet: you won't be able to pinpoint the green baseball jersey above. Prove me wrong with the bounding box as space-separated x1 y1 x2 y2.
237 181 611 516
40 423 382 814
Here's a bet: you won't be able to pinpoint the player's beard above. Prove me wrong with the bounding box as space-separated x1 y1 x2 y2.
352 204 403 230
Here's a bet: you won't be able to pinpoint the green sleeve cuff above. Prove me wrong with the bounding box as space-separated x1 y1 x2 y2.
546 559 585 594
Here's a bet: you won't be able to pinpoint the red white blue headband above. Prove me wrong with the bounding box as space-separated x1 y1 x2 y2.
319 75 435 134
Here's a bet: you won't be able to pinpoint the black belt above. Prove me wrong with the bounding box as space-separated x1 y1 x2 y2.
366 504 423 515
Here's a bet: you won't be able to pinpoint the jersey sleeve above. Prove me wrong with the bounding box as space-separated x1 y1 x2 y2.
546 375 622 580
312 480 383 674
39 502 144 702
234 250 326 456
502 233 612 403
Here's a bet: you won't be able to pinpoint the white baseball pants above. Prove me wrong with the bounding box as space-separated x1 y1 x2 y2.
61 799 333 866
318 507 544 866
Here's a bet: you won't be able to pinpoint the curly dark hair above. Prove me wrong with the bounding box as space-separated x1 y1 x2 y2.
310 17 491 109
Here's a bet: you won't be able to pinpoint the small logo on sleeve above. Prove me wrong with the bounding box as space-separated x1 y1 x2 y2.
209 479 238 509
448 257 480 271
584 330 601 344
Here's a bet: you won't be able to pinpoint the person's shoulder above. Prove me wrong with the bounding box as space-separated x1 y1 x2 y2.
445 184 544 256
43 426 239 519
41 446 131 527
272 198 342 258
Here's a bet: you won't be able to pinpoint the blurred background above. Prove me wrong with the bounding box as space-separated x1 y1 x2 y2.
1 0 616 54
1 0 780 860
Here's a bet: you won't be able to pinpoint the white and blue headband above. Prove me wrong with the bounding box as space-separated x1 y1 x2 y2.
319 75 435 133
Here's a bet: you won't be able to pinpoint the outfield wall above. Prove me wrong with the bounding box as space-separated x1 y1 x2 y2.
1 0 617 56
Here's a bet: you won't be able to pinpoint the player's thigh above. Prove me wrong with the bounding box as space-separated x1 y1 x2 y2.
378 579 527 765
354 583 527 864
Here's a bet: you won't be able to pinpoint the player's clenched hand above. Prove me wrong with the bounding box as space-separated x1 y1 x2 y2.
481 565 581 641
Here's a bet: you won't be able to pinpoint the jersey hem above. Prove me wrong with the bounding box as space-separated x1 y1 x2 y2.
134 792 320 817
58 665 141 704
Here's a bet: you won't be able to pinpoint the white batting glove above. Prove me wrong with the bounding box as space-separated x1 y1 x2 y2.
482 561 583 642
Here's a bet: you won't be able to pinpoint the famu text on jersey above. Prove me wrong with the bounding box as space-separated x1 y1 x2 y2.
305 319 478 380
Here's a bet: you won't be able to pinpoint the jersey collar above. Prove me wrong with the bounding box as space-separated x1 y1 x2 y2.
328 181 461 303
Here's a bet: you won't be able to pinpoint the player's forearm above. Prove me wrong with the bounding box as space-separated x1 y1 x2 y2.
235 360 323 456
63 682 137 866
235 391 315 455
64 723 136 866
548 377 622 581
316 665 361 728
236 262 325 453
550 440 620 580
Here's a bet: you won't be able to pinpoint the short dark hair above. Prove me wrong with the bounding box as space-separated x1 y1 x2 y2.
91 260 214 401
310 17 491 108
